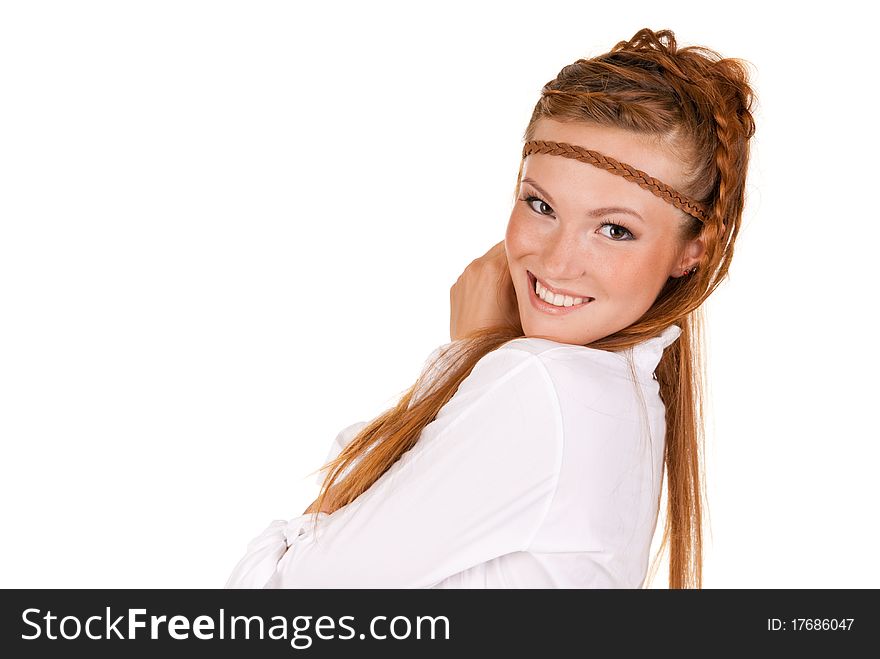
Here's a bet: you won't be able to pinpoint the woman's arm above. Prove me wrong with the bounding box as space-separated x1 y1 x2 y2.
231 347 564 589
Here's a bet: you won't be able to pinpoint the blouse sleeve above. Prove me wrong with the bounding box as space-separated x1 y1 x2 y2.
225 347 564 588
224 420 367 589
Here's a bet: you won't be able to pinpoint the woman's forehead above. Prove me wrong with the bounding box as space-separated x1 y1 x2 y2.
529 118 688 192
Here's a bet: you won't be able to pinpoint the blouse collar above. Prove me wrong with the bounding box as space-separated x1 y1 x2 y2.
442 324 683 376
629 323 682 374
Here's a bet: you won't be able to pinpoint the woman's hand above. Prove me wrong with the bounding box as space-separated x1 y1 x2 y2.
450 240 520 341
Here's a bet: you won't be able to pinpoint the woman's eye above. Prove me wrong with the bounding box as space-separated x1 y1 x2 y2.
523 195 553 215
522 193 635 241
598 223 635 241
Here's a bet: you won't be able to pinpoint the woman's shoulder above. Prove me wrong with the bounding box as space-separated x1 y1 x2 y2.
423 324 681 421
494 325 682 417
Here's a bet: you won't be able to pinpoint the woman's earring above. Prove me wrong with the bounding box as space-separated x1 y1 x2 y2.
682 266 697 277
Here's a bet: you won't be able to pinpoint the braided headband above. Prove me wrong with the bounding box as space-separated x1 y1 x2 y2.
521 140 710 223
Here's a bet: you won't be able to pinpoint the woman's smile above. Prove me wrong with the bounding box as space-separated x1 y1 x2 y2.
527 270 594 315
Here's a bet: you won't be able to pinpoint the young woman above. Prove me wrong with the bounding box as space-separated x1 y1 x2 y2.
225 27 756 589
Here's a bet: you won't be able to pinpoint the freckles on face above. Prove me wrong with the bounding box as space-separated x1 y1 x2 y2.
506 211 677 344
503 123 688 345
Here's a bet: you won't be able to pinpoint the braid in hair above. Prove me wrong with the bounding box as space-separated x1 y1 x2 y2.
705 61 757 295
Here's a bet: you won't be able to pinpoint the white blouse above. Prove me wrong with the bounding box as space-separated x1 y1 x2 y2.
225 324 681 589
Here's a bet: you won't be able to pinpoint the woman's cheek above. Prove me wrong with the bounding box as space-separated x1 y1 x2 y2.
505 211 539 255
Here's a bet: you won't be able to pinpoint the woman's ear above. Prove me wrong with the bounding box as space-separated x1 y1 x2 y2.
680 233 707 272
671 233 707 277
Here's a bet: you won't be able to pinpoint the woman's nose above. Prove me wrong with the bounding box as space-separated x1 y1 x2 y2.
539 231 587 280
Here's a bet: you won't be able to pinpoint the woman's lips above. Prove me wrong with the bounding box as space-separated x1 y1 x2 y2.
527 271 593 315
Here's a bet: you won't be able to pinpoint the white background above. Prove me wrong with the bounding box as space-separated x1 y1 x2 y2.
1 0 877 588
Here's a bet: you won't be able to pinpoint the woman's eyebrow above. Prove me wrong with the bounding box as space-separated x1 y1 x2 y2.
521 176 645 223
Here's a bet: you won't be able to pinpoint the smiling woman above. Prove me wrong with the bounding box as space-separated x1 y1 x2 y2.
225 27 757 590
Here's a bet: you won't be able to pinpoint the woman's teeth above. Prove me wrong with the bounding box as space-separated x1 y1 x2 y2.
535 278 588 307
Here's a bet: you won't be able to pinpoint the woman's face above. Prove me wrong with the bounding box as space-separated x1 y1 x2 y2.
505 118 705 345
